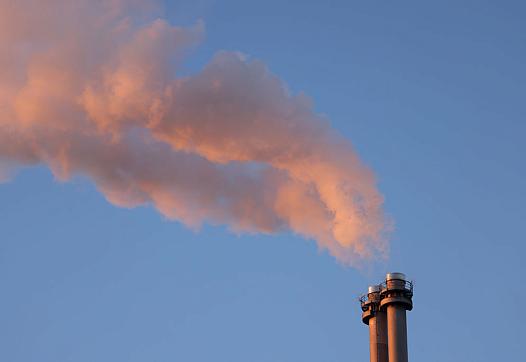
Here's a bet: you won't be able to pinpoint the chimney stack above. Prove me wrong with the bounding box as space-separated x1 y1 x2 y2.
360 273 413 362
360 285 388 362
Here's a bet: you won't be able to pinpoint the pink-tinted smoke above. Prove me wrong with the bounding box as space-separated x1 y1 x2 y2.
0 0 389 264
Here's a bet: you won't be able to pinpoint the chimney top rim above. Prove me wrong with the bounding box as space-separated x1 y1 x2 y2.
368 285 381 293
386 272 406 281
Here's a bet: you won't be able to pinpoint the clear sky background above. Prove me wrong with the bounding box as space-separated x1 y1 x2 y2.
1 1 525 361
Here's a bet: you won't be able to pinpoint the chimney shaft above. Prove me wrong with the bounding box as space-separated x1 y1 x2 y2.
361 286 388 362
386 305 408 362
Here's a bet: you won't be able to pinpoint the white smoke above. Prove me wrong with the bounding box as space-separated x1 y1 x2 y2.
0 0 389 264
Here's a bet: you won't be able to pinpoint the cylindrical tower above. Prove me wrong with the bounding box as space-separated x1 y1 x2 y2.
379 272 413 362
361 285 388 362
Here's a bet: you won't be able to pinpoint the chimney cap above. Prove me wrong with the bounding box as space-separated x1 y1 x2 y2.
368 285 381 293
386 272 406 281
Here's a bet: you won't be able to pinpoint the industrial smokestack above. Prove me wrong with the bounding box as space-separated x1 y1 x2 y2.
360 285 388 362
381 273 413 362
360 272 413 362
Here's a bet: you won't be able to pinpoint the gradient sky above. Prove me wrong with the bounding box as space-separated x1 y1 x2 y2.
1 1 525 361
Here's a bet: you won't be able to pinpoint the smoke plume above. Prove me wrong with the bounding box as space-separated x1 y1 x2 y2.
0 0 389 264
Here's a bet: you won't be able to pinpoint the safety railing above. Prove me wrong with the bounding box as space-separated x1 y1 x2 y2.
359 280 414 307
379 280 413 296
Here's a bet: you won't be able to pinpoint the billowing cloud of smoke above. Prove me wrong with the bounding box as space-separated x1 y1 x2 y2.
0 0 389 264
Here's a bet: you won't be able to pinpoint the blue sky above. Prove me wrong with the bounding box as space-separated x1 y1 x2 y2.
1 1 525 361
